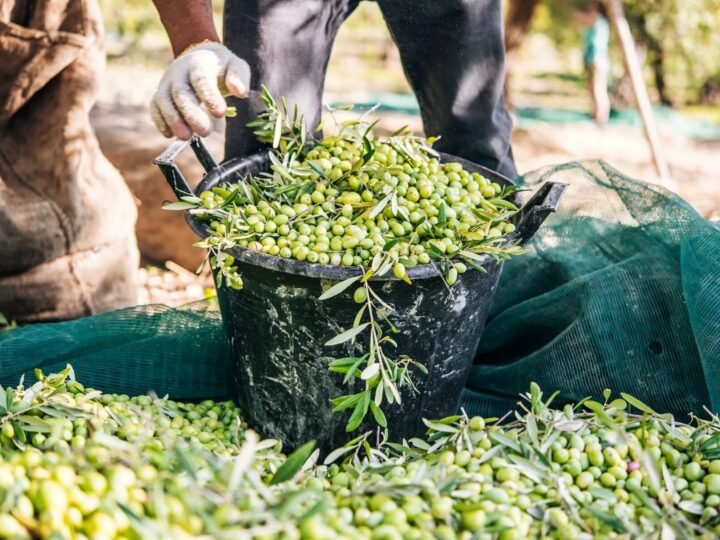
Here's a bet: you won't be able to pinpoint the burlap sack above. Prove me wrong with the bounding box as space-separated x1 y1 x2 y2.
0 0 138 322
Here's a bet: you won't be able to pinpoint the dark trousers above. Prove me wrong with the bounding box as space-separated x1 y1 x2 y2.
224 0 517 179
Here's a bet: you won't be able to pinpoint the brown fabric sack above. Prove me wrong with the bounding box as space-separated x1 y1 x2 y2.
0 0 138 322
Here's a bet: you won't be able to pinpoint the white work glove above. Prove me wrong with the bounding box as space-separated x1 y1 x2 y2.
150 42 251 140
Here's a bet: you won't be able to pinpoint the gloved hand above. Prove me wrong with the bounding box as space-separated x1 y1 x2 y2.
150 42 251 140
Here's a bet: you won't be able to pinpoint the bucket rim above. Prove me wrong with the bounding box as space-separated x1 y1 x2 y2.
187 152 518 281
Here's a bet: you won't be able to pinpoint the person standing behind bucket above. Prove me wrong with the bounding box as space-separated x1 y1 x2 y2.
579 1 611 124
149 0 517 180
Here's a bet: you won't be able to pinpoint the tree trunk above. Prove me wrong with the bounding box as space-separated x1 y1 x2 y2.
648 40 672 107
632 14 672 107
504 0 541 108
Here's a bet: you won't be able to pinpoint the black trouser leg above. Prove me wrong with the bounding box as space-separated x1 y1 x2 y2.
377 0 517 178
223 0 359 160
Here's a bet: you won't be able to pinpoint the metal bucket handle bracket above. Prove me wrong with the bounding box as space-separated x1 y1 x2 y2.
153 136 219 199
511 182 568 245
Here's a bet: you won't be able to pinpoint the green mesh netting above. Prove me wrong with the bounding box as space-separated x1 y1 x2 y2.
0 161 717 417
0 301 233 401
341 93 720 141
462 161 720 419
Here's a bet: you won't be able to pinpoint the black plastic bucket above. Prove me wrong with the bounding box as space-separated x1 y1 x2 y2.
156 137 566 453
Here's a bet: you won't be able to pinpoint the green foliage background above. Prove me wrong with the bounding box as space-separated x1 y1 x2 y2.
99 0 720 106
100 0 165 40
537 0 720 105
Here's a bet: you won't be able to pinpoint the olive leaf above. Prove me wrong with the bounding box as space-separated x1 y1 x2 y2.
438 202 447 226
331 393 362 413
16 415 52 433
422 419 459 434
590 486 617 502
328 357 364 373
318 276 362 301
325 323 370 346
608 398 628 411
678 500 704 515
362 135 375 163
352 305 367 330
369 194 391 220
323 444 356 465
369 402 387 428
360 363 380 380
272 113 283 148
374 380 384 406
620 393 657 415
274 490 320 519
489 432 522 453
346 390 371 432
298 496 331 521
270 440 316 485
162 201 198 211
583 505 627 533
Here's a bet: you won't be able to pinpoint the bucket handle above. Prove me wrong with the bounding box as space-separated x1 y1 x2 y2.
153 136 218 200
511 182 568 245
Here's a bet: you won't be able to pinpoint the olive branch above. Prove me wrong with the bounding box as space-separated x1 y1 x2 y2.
319 252 429 433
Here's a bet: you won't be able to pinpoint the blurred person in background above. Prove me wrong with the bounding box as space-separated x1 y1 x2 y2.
149 0 517 180
577 1 611 123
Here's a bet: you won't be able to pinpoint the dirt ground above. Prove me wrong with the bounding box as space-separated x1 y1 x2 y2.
97 51 720 306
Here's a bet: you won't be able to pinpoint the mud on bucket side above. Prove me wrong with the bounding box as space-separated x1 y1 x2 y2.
154 137 567 454
217 250 504 454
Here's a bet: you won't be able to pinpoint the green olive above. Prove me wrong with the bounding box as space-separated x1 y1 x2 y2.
353 287 368 304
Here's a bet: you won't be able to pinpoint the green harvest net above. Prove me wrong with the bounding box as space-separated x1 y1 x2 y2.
0 161 718 418
343 93 720 141
0 301 234 401
462 161 720 419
